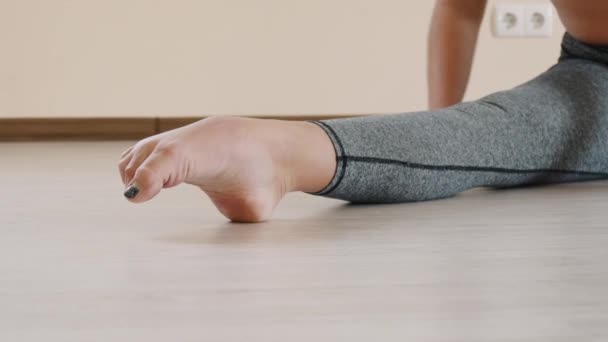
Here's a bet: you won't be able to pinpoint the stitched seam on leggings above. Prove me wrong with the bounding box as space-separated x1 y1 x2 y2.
478 100 508 113
342 156 608 177
314 121 348 195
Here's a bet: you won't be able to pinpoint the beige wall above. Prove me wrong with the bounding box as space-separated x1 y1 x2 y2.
0 0 564 118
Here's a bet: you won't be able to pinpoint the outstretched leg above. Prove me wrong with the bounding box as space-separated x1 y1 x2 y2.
118 36 608 222
310 57 608 203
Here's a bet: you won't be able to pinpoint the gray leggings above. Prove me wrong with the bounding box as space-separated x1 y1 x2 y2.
310 33 608 203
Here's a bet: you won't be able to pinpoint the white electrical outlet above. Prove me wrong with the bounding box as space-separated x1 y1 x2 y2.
493 3 554 38
493 4 525 37
524 4 553 37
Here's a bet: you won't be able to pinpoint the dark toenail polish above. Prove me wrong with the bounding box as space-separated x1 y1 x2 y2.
124 186 140 199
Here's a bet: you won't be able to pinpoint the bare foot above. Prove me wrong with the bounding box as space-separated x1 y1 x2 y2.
118 117 336 223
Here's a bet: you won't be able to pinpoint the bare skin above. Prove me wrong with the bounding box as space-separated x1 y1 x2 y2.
427 0 487 110
118 117 336 222
552 0 608 45
120 0 608 222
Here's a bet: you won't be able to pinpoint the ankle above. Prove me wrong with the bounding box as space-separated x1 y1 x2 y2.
281 121 337 193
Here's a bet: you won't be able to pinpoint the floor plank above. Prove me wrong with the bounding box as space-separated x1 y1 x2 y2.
1 141 607 341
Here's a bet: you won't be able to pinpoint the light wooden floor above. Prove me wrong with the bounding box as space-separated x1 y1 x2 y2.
2 142 608 341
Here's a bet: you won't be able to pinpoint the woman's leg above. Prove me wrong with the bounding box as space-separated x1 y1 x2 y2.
309 57 608 203
118 35 608 222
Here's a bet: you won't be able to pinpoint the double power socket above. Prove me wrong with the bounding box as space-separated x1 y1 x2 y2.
493 3 553 37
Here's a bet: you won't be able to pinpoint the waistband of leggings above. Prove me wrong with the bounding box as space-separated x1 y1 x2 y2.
561 32 608 65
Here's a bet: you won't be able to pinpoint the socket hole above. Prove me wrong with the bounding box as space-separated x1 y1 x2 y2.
502 12 518 29
531 12 545 28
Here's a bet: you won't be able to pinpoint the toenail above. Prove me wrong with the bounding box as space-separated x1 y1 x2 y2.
124 185 140 199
